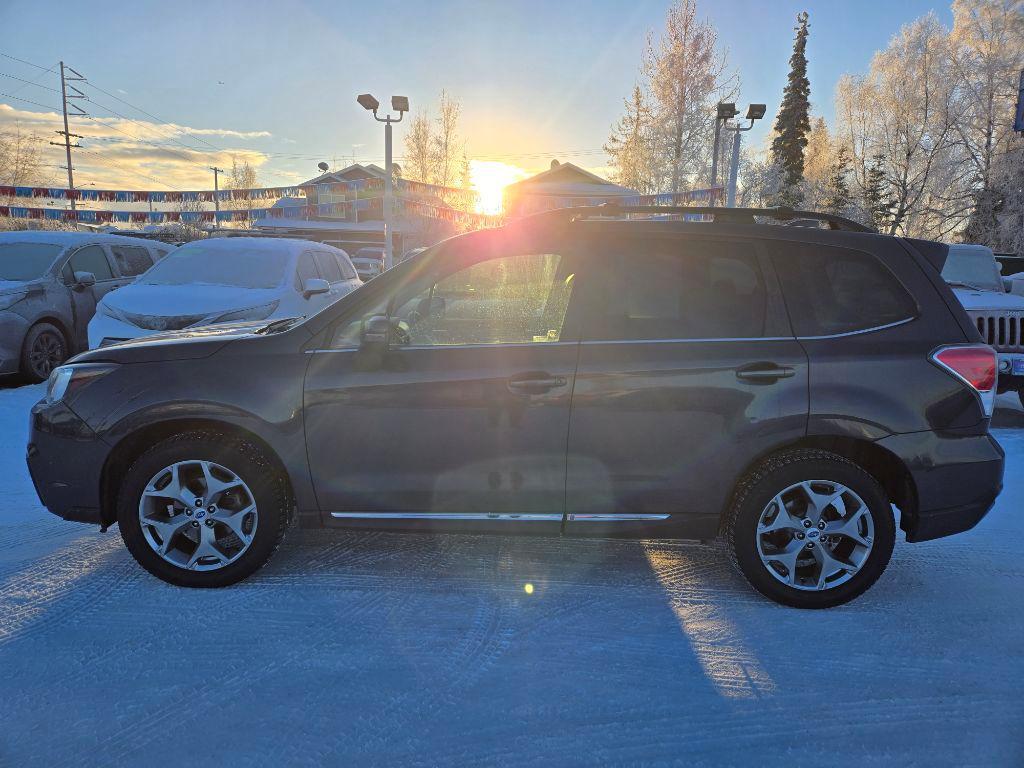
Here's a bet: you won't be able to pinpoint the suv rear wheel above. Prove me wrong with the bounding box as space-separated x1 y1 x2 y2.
117 431 290 587
724 449 896 608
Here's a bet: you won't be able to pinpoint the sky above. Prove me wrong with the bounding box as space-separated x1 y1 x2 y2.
0 0 956 194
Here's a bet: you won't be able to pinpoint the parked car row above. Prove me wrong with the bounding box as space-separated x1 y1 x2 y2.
0 232 364 379
0 232 172 381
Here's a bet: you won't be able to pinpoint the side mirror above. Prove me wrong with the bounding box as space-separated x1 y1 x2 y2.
360 315 393 350
302 278 330 299
72 271 96 291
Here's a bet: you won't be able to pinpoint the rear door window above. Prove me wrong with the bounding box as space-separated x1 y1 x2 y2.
66 245 114 282
584 240 769 340
110 245 154 277
773 243 917 337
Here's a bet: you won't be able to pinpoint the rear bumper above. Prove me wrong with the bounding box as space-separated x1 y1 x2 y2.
26 398 109 524
876 430 1004 542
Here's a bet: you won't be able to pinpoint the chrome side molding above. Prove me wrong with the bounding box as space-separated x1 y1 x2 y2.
328 511 670 522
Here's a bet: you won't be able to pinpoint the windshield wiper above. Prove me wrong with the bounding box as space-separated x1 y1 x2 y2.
256 316 303 334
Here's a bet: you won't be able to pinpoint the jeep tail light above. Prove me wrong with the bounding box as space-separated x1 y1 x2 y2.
931 345 997 417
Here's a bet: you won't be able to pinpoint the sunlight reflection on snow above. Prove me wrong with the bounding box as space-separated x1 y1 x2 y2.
644 545 775 699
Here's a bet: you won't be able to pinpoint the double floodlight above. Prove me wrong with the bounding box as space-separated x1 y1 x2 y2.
357 93 409 115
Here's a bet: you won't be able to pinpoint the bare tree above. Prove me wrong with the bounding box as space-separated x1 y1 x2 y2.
403 111 435 185
433 90 463 189
0 124 48 204
222 156 260 227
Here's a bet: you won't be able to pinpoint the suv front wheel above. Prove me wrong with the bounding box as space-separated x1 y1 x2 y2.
724 449 896 608
117 431 290 587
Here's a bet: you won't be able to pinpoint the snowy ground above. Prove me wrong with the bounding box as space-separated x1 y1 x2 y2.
0 381 1022 767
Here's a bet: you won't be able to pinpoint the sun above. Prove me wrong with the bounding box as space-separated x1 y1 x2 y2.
470 160 528 215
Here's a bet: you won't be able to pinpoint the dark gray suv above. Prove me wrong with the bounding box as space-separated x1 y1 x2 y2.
26 207 1004 608
0 231 169 380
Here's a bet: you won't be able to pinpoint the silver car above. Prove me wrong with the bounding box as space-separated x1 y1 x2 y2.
0 231 170 381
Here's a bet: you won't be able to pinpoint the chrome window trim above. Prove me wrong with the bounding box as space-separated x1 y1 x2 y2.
308 317 915 354
795 316 915 340
308 340 579 354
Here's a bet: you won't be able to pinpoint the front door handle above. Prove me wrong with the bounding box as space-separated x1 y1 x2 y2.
736 363 796 383
508 373 568 394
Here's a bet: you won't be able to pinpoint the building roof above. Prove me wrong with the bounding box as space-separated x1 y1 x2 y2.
300 164 387 187
504 161 638 198
254 217 413 234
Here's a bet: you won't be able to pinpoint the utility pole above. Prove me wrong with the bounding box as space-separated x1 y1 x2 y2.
210 166 224 227
51 62 87 212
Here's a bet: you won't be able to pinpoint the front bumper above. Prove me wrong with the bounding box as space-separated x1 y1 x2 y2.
0 310 29 374
876 431 1004 542
87 313 149 350
26 398 109 524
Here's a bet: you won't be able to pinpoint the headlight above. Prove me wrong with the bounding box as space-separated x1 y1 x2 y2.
97 301 129 322
206 301 279 324
45 363 118 404
0 291 27 311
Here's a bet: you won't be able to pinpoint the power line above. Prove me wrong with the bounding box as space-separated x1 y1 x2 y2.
76 146 182 191
0 70 60 94
0 52 51 72
0 91 62 111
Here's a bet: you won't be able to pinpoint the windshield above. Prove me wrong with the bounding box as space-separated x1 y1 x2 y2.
0 243 63 281
941 249 1003 291
138 245 289 289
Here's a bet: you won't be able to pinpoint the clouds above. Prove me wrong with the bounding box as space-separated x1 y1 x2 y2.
0 102 272 190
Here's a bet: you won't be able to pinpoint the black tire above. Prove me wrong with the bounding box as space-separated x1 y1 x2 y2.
21 322 68 383
117 431 290 587
722 449 896 609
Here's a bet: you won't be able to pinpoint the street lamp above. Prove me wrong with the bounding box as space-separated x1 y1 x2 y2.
358 92 408 270
710 102 738 191
721 103 767 208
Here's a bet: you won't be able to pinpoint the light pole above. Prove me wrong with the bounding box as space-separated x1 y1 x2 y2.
710 102 737 192
721 104 766 208
210 166 224 227
357 93 409 270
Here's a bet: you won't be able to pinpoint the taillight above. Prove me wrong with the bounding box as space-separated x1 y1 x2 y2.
931 345 997 416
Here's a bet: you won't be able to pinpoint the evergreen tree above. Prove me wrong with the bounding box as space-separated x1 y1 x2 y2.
863 154 892 232
771 11 812 204
823 146 852 216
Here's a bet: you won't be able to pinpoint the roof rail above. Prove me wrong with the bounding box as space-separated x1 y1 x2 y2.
523 204 875 233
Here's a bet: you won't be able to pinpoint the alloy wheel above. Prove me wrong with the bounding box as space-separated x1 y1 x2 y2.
755 480 875 591
29 332 64 379
137 459 258 571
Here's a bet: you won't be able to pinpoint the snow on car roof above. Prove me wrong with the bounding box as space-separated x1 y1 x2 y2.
0 230 158 247
180 237 346 255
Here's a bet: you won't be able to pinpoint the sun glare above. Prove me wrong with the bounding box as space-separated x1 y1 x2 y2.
470 160 528 215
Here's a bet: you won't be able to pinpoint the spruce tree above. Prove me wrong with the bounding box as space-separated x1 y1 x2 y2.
863 154 891 232
823 146 852 216
771 11 811 204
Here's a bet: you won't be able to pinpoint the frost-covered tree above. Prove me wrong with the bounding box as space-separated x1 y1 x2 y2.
642 0 735 193
823 145 854 216
605 85 661 194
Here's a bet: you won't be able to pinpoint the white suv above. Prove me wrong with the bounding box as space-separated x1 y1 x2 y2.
88 237 361 348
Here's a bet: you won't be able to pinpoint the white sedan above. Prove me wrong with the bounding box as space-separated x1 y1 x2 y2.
88 237 361 348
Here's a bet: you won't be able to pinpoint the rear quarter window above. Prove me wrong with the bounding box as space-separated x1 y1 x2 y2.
773 243 917 337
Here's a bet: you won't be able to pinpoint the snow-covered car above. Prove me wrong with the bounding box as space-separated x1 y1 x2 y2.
0 231 169 380
941 243 1024 404
88 238 361 348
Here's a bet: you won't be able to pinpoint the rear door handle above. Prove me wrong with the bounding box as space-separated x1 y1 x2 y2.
508 373 568 393
736 363 796 383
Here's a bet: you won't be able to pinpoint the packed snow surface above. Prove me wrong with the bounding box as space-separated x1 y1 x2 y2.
0 382 1021 766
